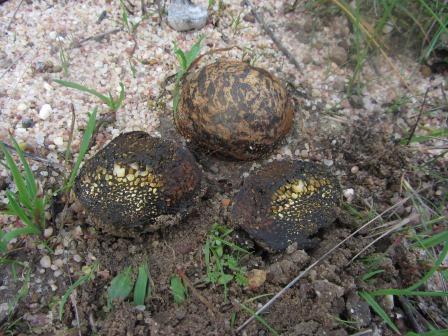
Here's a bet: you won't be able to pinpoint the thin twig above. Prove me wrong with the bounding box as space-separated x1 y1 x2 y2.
70 290 82 336
65 103 76 169
177 269 217 319
243 0 301 72
236 195 414 333
348 213 420 264
70 28 122 49
406 88 430 145
6 0 24 30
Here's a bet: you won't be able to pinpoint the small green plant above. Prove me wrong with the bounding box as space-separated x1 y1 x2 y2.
7 266 31 316
119 0 143 33
170 274 187 304
133 263 151 306
58 42 70 77
59 263 98 320
172 35 205 113
61 107 97 192
203 224 250 301
53 79 125 112
359 181 448 334
230 13 245 35
0 138 47 253
108 266 133 309
107 262 152 309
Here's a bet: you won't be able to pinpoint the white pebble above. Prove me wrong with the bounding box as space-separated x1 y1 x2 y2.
17 103 27 111
351 166 359 174
50 284 58 291
54 270 62 277
53 137 64 147
343 188 355 203
43 227 53 238
40 255 51 268
38 104 52 120
54 258 64 267
54 248 64 256
323 159 334 167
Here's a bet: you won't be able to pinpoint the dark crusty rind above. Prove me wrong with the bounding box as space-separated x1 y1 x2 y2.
232 160 341 251
175 60 294 160
74 131 202 236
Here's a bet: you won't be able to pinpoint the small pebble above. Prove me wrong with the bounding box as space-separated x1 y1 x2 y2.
43 227 53 238
351 166 359 174
38 104 52 120
21 118 34 128
343 188 355 203
40 255 51 268
54 259 64 267
53 137 64 147
54 270 62 277
323 159 334 167
73 254 82 263
50 284 58 292
54 248 64 256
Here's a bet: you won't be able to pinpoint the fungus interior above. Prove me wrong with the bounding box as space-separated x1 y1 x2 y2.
80 160 164 222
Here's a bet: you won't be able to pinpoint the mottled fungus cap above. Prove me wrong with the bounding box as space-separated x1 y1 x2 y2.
175 59 294 160
74 131 202 236
232 160 341 251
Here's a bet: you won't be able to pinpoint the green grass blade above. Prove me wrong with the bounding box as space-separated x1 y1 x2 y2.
407 242 448 291
133 264 149 306
108 266 133 308
6 192 34 228
53 79 110 105
10 137 37 197
406 330 448 336
0 143 32 209
415 230 448 249
370 289 448 297
59 264 97 320
0 227 40 253
359 291 400 334
65 107 97 191
238 302 279 336
362 269 385 281
174 49 187 70
170 275 186 304
185 35 204 67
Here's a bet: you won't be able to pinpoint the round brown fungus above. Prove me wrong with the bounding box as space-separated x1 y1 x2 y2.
175 59 294 160
232 160 341 251
74 131 202 236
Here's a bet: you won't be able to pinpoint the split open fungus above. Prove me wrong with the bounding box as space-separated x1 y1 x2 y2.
232 160 341 251
74 131 202 236
175 59 294 160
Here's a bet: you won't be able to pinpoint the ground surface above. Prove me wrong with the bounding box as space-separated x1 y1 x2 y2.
0 0 447 335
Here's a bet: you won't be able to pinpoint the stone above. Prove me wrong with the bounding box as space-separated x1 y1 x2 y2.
349 95 364 109
346 291 372 327
167 0 207 32
40 255 51 268
38 104 52 120
246 269 267 290
21 118 34 128
329 46 348 66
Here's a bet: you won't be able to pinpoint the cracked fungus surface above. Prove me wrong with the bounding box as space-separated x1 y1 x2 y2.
74 131 202 235
175 59 294 160
232 160 341 251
